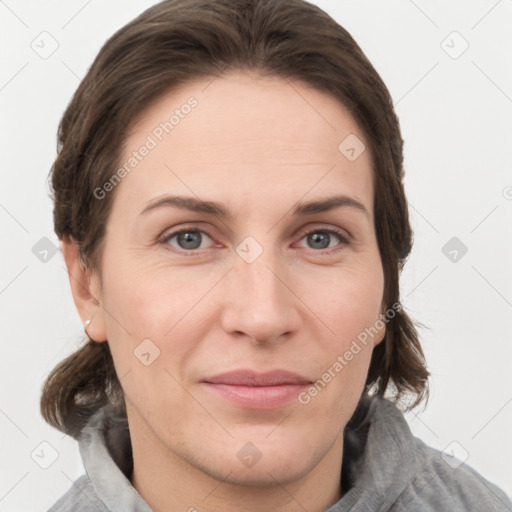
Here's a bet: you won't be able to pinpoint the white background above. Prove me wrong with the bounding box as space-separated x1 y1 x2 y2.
1 0 511 510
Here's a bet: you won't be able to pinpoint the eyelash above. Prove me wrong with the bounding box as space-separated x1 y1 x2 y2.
157 225 350 256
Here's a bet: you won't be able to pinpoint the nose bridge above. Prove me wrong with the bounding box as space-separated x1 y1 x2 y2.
240 238 287 303
222 238 297 341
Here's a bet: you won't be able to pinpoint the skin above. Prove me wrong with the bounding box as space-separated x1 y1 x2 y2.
63 71 386 512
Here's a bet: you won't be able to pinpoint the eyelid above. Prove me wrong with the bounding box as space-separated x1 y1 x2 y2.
293 226 350 254
157 224 217 253
158 222 351 254
295 223 351 243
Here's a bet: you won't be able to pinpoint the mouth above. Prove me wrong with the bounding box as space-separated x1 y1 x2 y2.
201 369 312 409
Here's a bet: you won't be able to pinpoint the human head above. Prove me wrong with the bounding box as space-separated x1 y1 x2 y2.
41 0 429 444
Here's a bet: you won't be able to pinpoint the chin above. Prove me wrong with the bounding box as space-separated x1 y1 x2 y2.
200 433 320 485
211 452 314 488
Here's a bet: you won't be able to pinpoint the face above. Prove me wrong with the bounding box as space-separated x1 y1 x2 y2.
77 71 385 489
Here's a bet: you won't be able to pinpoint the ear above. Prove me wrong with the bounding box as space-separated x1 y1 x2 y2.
373 302 388 347
61 238 107 343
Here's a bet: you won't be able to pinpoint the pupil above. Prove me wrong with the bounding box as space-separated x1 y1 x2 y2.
178 231 201 250
309 232 329 249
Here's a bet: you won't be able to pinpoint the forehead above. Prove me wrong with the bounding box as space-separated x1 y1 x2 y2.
116 71 374 215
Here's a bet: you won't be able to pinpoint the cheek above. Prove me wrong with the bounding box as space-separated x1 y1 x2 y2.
303 260 384 340
299 257 384 397
98 262 216 388
100 255 206 336
99 238 384 391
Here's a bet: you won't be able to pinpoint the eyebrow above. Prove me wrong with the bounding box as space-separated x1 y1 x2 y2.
140 194 370 219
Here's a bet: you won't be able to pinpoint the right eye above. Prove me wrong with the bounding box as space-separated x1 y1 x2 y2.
159 228 216 252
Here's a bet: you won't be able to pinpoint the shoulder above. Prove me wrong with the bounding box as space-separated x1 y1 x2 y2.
47 474 107 512
395 436 512 511
357 397 512 511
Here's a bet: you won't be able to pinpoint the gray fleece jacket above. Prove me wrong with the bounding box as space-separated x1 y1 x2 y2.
48 395 512 511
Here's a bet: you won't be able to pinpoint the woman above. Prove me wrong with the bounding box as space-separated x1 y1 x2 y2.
41 0 512 510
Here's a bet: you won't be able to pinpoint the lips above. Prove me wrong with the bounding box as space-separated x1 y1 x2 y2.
202 369 312 386
201 369 312 409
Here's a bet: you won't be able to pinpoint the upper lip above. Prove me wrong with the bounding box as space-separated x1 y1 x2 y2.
203 369 312 386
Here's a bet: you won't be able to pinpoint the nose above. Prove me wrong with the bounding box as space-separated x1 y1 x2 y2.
219 245 301 345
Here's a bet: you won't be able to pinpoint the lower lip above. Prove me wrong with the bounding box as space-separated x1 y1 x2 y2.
202 383 310 409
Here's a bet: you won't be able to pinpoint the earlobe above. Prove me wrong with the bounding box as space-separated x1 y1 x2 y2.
60 238 108 343
373 303 387 347
374 326 386 347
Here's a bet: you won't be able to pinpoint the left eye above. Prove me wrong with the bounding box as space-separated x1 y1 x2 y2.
297 229 347 251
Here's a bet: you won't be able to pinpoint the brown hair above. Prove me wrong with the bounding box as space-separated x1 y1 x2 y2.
41 0 429 439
